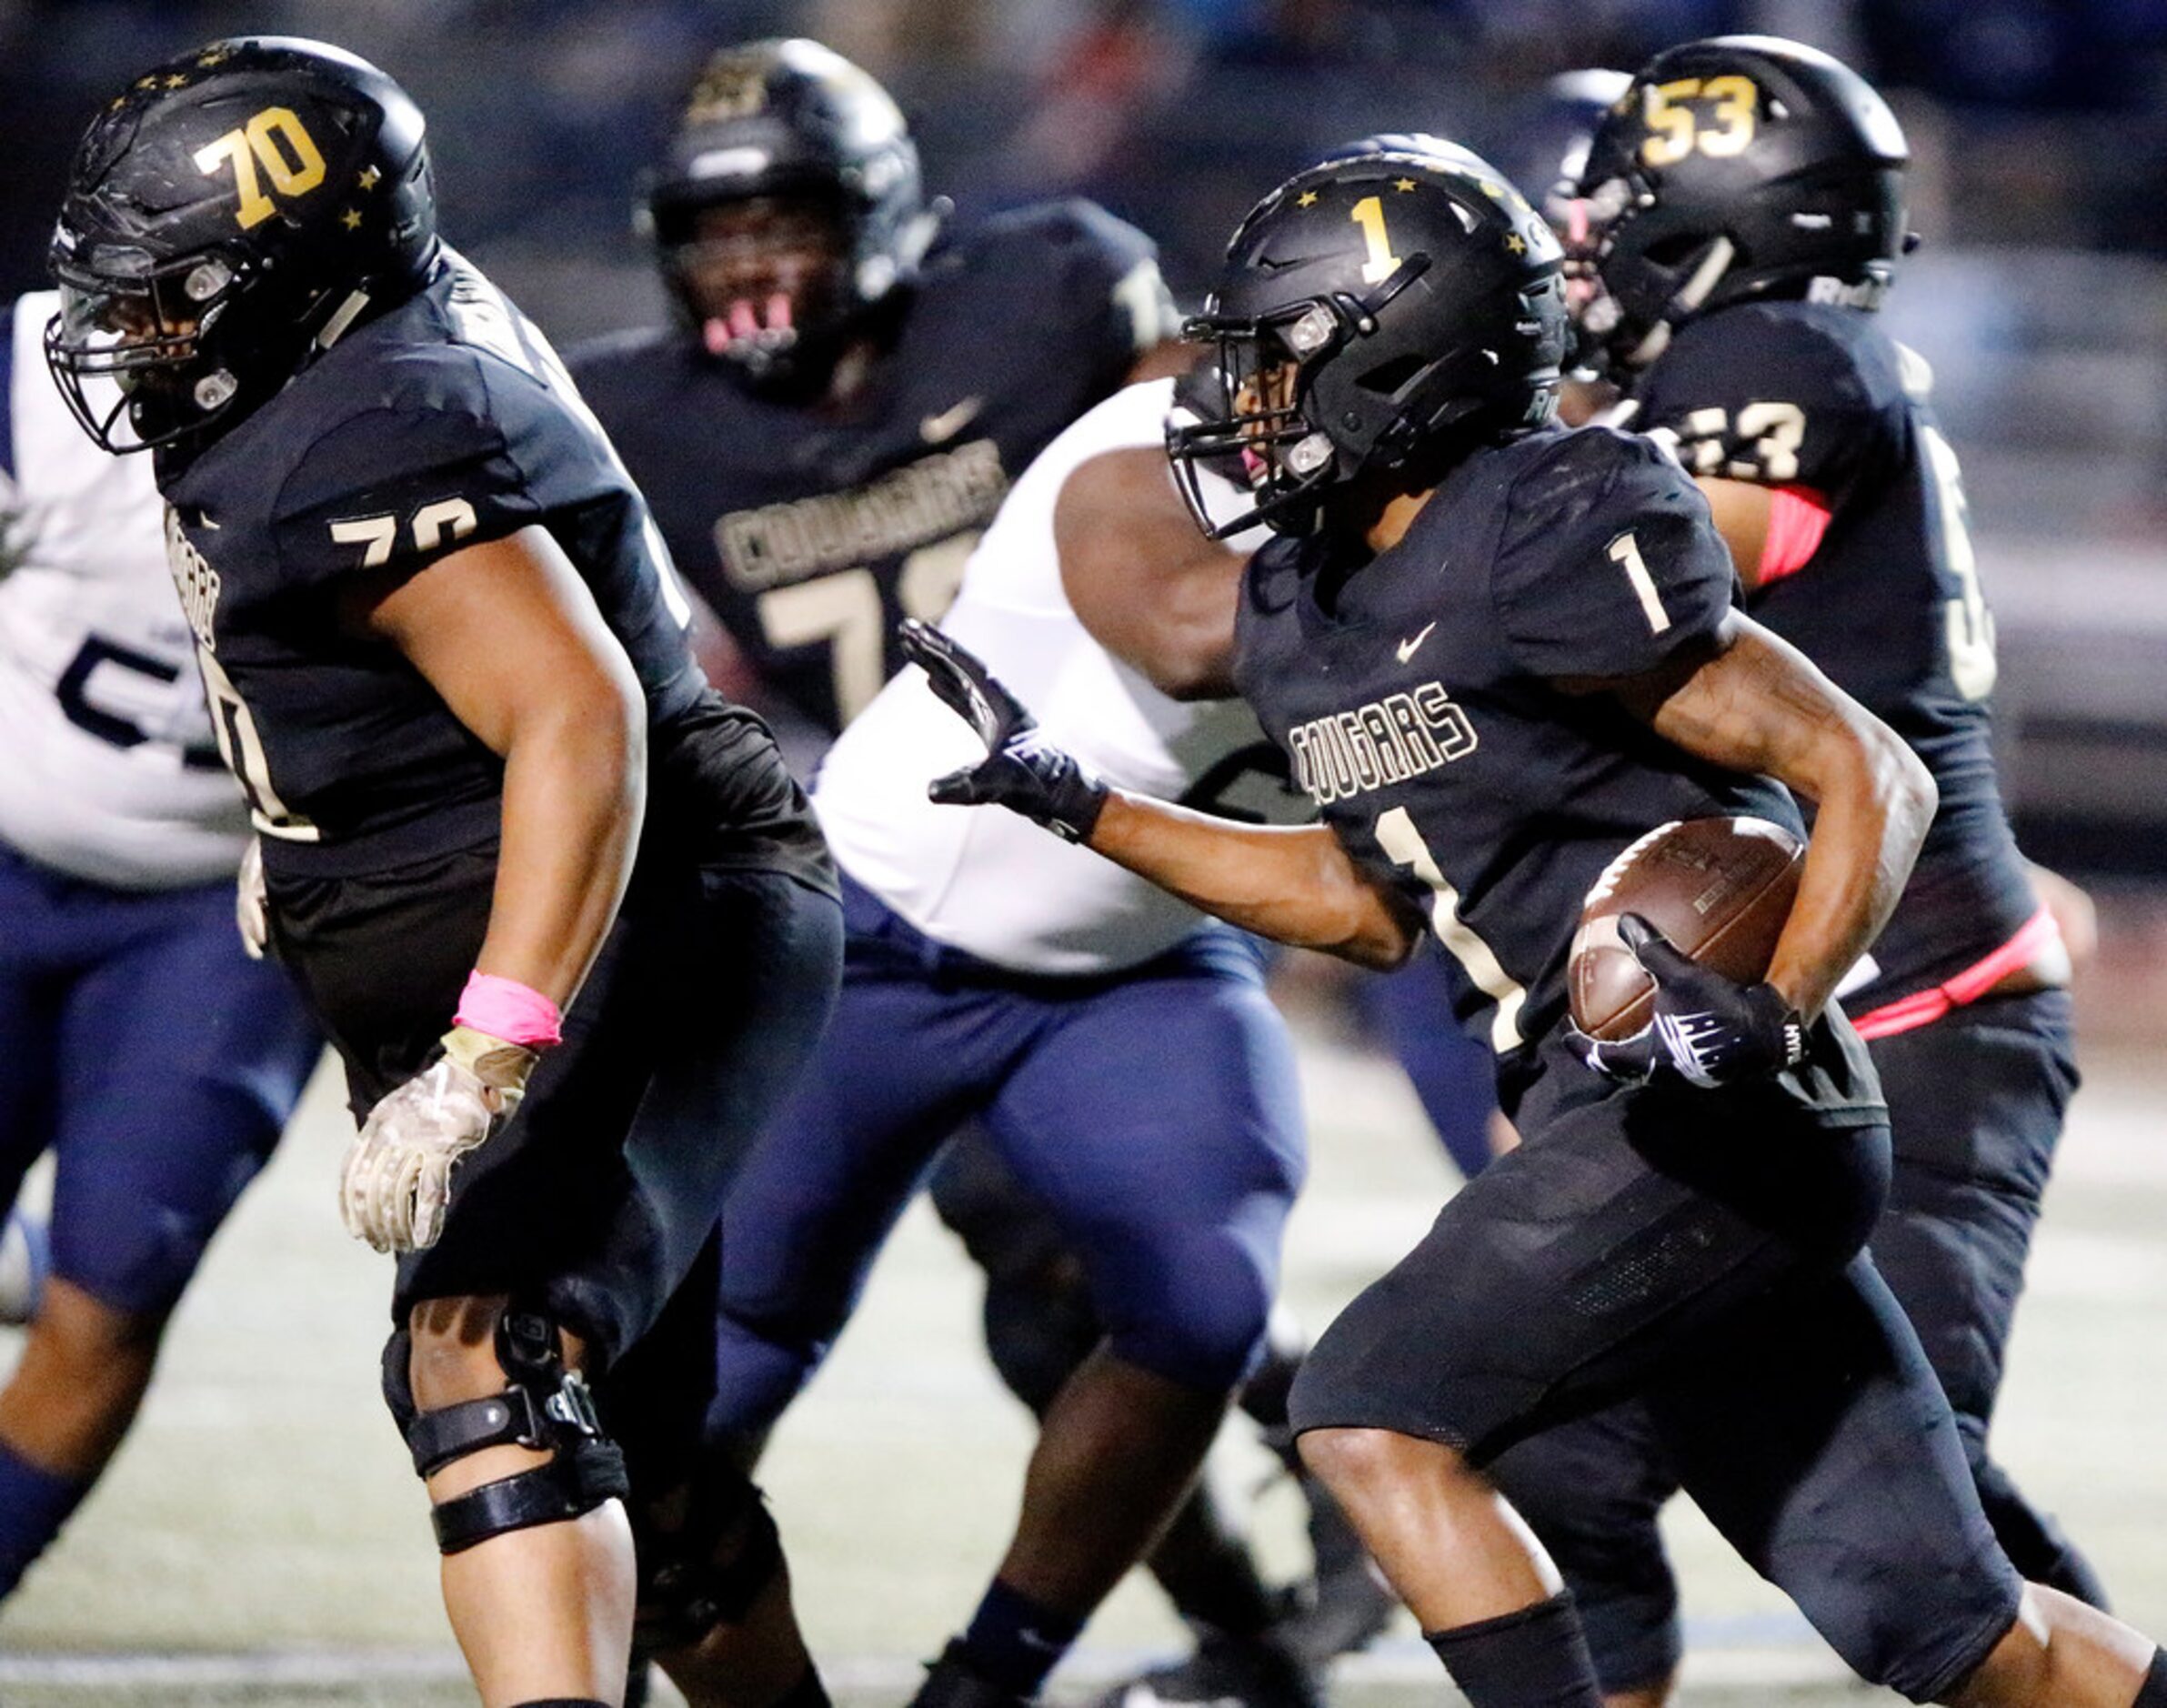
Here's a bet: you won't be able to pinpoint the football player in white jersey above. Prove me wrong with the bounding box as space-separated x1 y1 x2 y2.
691 375 1320 1708
0 291 322 1604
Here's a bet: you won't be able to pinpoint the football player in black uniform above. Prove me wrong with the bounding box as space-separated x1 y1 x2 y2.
572 40 1378 1708
45 39 840 1708
901 139 2167 1708
1472 36 2110 1705
570 36 1184 742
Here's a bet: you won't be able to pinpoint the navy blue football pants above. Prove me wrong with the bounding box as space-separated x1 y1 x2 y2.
0 843 319 1315
1355 939 1500 1180
1489 990 2081 1694
707 874 1307 1439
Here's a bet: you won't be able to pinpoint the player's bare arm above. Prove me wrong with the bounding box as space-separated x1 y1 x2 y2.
357 523 647 1010
1055 445 1246 698
1603 609 1935 1020
900 618 1419 968
1091 796 1420 968
1694 474 1776 590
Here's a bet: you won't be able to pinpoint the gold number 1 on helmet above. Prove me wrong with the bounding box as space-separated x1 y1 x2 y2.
193 105 327 230
1349 196 1402 285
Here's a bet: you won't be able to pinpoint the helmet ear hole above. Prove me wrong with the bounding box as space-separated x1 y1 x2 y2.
1358 353 1427 397
1641 234 1706 267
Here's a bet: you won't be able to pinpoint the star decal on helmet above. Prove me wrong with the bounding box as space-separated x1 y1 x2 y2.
1297 190 1319 207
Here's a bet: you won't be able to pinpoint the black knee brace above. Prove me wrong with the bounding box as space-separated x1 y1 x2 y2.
404 1308 629 1555
632 1462 785 1654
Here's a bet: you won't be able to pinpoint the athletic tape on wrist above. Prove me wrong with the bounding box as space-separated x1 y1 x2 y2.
454 971 563 1048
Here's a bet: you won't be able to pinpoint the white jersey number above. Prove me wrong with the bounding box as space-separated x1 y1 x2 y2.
1374 805 1526 1051
757 531 978 726
195 645 317 840
1921 424 1996 700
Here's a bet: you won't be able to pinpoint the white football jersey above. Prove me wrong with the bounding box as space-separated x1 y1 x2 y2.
0 293 248 889
814 377 1297 974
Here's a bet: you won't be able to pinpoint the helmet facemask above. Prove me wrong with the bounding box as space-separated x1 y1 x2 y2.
45 246 252 453
1169 300 1348 540
1169 256 1455 540
655 191 861 391
641 38 939 399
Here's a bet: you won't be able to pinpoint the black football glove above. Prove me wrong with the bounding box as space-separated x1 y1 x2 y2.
1568 913 1806 1090
899 618 1109 845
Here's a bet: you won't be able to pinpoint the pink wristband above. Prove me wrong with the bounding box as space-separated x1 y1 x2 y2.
454 971 564 1048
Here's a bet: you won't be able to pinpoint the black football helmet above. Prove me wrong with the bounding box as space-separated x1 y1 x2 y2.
1571 35 1911 371
637 38 939 387
45 36 437 454
1168 144 1567 538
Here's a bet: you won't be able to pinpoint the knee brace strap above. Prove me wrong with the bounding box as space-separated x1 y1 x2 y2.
406 1308 630 1556
433 1441 630 1554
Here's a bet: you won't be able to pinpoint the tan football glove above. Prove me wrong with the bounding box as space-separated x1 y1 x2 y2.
339 1025 537 1254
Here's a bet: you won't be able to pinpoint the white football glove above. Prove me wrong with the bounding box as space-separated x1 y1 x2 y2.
340 1025 537 1254
236 836 268 960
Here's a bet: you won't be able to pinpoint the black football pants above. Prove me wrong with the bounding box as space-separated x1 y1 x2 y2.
1487 990 2083 1694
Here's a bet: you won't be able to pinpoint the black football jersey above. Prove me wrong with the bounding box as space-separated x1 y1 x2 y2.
1235 426 1873 1127
569 199 1168 735
156 253 824 886
1629 302 2036 1010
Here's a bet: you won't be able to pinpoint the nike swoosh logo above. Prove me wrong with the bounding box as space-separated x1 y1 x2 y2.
921 397 983 444
1395 620 1437 664
198 514 220 530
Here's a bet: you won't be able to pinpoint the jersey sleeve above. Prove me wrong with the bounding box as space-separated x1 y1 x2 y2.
1630 308 1901 498
1002 200 1178 387
1490 428 1738 681
268 401 536 587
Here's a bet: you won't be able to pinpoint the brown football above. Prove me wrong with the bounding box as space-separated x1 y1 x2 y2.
1569 817 1806 1042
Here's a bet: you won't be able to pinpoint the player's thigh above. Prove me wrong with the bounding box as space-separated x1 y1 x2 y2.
1487 1401 1682 1695
988 936 1306 1284
50 878 319 1314
1870 991 2075 1425
0 849 66 1200
617 869 843 1284
1288 1073 1887 1454
716 950 1026 1335
1651 1253 2022 1703
1875 990 2075 1195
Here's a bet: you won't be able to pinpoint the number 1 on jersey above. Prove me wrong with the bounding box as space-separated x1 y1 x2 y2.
1607 532 1671 635
1374 806 1525 1050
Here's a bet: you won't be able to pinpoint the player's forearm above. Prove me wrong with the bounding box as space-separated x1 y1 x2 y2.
1764 722 1933 1019
1089 791 1417 969
476 699 646 1010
